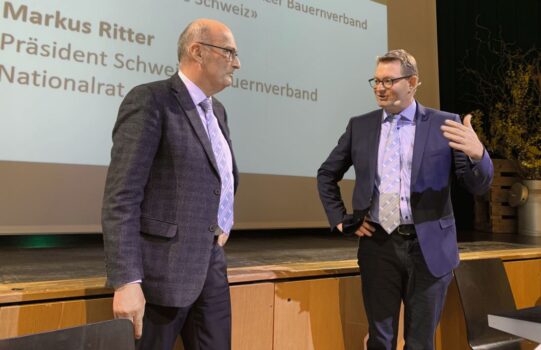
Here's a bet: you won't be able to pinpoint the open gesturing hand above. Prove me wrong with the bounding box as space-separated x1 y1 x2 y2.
441 114 484 160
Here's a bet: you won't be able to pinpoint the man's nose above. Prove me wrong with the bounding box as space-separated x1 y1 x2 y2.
232 55 241 69
375 83 386 92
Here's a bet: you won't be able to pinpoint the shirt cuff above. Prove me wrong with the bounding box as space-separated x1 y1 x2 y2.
115 280 142 290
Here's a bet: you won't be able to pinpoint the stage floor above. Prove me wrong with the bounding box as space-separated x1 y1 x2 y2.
1 230 540 285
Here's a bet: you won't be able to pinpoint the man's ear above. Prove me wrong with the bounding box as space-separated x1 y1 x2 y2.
408 75 419 89
189 43 204 64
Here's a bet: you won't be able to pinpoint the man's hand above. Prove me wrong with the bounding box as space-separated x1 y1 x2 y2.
337 219 375 237
217 232 229 247
355 219 375 238
441 114 484 160
113 283 146 339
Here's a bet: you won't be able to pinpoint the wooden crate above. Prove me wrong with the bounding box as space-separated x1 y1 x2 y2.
474 159 519 233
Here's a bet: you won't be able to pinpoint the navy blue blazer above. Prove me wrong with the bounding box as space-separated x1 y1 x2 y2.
317 103 493 277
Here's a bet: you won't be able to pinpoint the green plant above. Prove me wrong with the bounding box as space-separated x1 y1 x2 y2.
464 31 541 179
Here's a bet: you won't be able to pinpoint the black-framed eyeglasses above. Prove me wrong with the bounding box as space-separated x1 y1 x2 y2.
197 42 239 61
368 75 412 89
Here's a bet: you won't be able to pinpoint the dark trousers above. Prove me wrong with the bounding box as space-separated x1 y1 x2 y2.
136 242 231 350
357 225 452 350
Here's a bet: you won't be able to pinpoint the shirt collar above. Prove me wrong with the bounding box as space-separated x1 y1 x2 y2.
178 70 210 107
382 100 417 123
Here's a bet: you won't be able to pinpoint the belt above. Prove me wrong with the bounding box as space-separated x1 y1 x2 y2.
371 222 416 237
394 224 416 236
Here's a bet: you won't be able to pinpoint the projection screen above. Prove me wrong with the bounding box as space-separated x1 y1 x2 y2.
0 0 440 234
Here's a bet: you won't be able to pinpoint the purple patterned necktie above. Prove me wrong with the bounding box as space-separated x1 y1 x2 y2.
200 98 234 234
379 114 401 234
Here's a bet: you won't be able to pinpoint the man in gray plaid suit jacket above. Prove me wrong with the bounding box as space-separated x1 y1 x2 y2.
101 19 240 350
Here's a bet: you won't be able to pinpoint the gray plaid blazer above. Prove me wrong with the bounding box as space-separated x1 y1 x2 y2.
102 74 239 307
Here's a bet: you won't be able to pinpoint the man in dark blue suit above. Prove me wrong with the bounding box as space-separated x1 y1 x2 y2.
102 19 240 350
317 49 493 349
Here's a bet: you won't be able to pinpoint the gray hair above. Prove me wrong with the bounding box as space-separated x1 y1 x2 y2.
377 49 418 76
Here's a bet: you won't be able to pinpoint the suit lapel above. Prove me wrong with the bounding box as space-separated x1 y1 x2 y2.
170 74 220 175
411 103 431 185
366 111 382 185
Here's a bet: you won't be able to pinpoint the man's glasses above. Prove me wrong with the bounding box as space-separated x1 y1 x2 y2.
368 75 412 89
197 42 239 61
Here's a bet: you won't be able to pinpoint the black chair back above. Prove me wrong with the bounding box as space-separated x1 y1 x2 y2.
0 319 134 350
454 258 528 350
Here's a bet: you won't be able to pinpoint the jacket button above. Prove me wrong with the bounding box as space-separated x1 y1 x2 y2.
214 189 221 195
209 224 217 232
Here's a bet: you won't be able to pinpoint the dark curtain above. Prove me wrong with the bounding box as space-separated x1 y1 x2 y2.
436 0 541 230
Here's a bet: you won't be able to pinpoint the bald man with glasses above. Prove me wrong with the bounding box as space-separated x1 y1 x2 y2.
102 19 241 350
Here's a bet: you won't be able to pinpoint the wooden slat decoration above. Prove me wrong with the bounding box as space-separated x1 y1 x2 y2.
491 205 516 216
474 159 519 233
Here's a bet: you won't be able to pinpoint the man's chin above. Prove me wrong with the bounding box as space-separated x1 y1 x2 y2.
376 100 389 108
224 76 234 86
